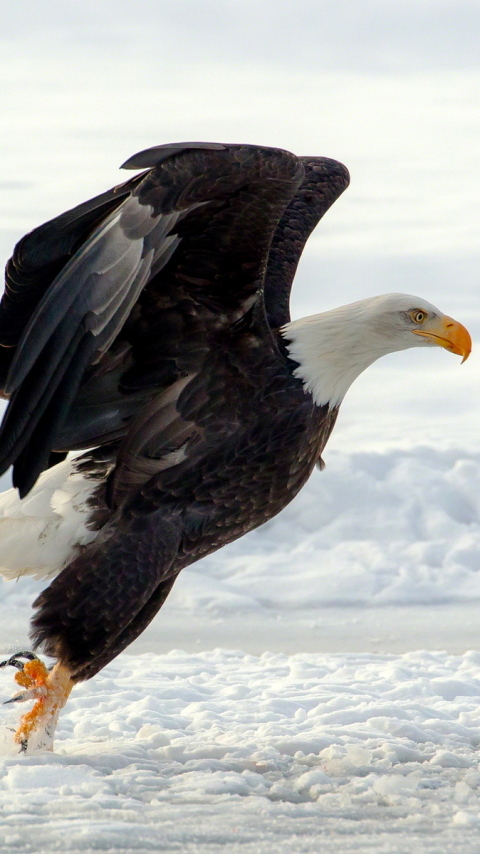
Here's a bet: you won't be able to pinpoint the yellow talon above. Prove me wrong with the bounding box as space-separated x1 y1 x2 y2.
14 658 49 691
13 661 74 752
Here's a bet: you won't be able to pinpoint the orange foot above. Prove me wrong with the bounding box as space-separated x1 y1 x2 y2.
5 658 73 753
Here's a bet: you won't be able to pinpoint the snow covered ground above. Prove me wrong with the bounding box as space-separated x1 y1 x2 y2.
3 649 480 853
0 449 480 852
1 1 480 850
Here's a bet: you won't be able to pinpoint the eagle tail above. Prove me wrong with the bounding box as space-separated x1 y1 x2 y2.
0 454 99 581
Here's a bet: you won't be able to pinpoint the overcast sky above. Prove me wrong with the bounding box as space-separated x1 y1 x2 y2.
1 0 479 451
2 1 478 249
3 1 480 71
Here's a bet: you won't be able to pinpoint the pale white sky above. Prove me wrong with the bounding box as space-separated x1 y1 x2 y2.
1 0 479 451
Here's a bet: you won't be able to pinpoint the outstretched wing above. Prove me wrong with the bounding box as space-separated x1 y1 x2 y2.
0 173 145 360
264 156 350 329
0 143 304 495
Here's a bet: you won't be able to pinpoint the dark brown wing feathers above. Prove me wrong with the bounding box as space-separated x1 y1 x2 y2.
0 173 145 356
0 142 350 678
264 156 349 329
0 144 304 494
0 143 347 501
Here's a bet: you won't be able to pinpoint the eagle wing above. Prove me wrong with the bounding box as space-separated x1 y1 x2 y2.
0 143 305 496
264 156 350 329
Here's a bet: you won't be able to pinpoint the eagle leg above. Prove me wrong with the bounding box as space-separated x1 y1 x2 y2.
3 656 73 752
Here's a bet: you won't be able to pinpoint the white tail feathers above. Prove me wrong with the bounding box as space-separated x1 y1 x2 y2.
0 454 99 581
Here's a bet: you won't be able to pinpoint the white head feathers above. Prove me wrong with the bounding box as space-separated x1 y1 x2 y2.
281 293 461 409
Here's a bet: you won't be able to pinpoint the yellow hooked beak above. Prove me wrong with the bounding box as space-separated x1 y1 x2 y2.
413 315 472 364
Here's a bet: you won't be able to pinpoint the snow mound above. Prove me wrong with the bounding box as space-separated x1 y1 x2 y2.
1 447 480 621
1 649 480 852
172 447 480 611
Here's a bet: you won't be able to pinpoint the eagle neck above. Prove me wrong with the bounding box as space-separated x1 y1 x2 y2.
281 305 398 409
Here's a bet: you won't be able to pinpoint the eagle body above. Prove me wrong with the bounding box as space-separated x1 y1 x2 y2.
0 142 470 748
32 359 337 679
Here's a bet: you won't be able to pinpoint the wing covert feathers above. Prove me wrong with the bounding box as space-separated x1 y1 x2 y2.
264 156 350 329
0 142 347 498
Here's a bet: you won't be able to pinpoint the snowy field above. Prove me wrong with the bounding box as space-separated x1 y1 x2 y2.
4 649 480 853
1 1 480 851
1 449 480 852
3 650 480 852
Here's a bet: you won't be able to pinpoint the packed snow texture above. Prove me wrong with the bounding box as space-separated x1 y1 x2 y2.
1 449 480 852
2 650 480 853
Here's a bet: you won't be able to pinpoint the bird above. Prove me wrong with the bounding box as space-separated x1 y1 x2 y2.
0 141 471 752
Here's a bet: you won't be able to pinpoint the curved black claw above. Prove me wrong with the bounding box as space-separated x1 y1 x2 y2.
0 651 39 672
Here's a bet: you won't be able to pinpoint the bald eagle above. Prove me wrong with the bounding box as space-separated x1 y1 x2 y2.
0 142 471 751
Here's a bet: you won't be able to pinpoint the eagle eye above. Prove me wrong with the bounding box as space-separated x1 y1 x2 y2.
409 309 427 324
